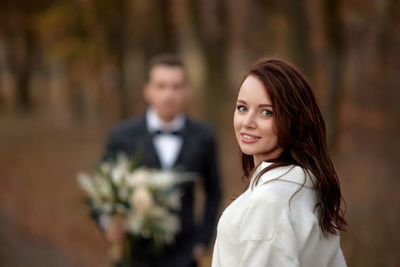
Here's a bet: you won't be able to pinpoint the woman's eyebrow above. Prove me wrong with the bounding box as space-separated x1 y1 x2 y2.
259 104 273 107
237 99 273 108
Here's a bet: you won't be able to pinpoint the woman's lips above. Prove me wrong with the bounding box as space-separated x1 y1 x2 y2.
240 132 261 144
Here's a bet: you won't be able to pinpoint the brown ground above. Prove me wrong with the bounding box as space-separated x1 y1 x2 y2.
0 115 109 267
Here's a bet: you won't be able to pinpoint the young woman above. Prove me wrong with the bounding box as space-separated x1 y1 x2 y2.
212 58 347 266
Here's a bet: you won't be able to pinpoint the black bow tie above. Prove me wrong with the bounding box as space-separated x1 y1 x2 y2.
153 129 182 136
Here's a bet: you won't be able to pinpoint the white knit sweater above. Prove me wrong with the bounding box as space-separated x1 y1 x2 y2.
212 162 347 267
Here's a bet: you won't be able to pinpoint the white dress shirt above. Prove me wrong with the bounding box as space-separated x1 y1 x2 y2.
212 162 347 267
146 108 185 169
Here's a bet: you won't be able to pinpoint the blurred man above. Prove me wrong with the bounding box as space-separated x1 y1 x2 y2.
101 54 221 267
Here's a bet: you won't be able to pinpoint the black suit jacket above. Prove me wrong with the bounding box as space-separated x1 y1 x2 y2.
101 113 221 267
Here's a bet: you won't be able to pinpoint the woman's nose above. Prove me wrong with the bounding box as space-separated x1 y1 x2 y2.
242 112 256 128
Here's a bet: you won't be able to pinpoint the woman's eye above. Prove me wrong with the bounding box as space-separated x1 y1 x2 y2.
262 110 273 116
237 105 247 112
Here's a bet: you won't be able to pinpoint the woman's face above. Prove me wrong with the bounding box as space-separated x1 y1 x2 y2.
233 75 282 165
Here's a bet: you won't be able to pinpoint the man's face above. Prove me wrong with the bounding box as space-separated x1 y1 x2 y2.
144 65 189 122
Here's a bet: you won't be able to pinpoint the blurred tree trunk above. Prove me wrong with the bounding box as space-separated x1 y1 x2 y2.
159 0 175 52
114 0 129 119
3 3 37 113
303 0 327 103
0 0 54 114
123 0 147 114
93 0 130 119
377 0 400 169
192 0 229 123
0 73 3 113
0 41 5 113
323 0 344 152
378 0 400 100
170 0 207 100
286 0 312 77
14 29 36 113
225 0 249 94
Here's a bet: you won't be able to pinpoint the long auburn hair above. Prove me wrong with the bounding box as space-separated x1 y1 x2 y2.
240 58 346 237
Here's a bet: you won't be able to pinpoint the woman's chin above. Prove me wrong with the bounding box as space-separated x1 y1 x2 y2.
239 147 256 156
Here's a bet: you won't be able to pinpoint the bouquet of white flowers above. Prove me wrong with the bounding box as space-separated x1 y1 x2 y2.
77 154 194 264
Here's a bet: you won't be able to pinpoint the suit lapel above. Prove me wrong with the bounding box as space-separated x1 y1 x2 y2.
173 118 191 171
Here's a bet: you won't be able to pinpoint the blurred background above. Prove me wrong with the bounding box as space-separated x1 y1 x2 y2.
0 0 399 266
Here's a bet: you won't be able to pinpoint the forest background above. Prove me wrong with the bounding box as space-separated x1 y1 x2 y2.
0 0 399 266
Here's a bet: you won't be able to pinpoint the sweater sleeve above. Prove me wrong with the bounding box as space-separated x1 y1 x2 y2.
238 183 301 267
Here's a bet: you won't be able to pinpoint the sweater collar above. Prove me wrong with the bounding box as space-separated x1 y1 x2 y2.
251 161 316 189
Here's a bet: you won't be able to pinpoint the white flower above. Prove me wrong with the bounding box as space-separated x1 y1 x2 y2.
100 202 113 214
110 153 130 185
149 205 166 218
148 206 180 243
124 213 144 234
149 171 175 189
77 172 98 200
159 212 180 234
126 168 150 187
159 213 180 243
115 203 128 213
99 162 111 174
118 187 130 201
116 153 130 166
130 186 153 214
111 164 127 185
94 175 113 200
163 191 181 210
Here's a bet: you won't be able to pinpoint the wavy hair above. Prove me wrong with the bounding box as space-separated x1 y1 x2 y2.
240 58 346 237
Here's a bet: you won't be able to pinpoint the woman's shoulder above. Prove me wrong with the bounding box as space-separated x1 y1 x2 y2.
246 162 317 209
254 162 316 189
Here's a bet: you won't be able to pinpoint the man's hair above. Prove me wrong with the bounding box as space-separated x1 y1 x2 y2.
146 54 186 81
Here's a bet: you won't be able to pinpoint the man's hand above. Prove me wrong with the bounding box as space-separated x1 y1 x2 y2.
105 217 125 243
